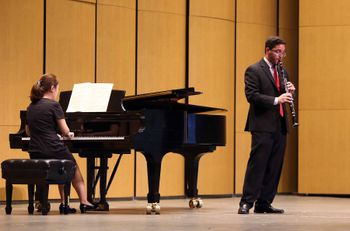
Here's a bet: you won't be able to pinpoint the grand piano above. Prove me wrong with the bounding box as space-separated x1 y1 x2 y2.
9 87 226 214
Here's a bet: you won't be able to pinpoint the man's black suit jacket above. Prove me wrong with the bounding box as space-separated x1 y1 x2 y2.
244 59 288 133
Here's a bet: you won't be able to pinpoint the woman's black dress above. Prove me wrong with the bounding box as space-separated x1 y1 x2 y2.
26 98 75 162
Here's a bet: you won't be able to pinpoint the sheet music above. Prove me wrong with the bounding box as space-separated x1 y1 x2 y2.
66 82 114 112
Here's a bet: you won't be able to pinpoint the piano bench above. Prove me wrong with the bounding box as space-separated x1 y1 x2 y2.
1 159 76 215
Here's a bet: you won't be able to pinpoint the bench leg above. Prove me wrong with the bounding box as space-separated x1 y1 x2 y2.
63 182 71 214
39 184 49 215
5 181 13 215
28 184 35 214
34 184 42 208
35 184 51 214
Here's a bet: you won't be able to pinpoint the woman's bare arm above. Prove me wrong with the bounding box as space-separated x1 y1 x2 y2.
57 119 74 138
25 125 30 136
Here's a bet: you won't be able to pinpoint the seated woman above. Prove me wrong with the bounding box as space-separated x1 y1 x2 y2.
25 73 96 214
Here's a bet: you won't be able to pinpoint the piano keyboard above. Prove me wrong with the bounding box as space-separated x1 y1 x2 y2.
21 136 125 141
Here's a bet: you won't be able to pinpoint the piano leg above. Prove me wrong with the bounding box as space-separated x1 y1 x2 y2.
97 157 109 211
181 146 216 209
143 152 165 215
184 152 205 208
85 156 110 211
86 157 95 204
146 155 161 203
185 154 200 197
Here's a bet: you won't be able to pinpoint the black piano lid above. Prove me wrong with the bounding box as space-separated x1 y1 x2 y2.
125 101 225 113
165 102 226 113
122 87 226 113
123 87 200 103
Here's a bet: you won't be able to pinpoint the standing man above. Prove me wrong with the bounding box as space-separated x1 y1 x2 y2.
238 36 296 214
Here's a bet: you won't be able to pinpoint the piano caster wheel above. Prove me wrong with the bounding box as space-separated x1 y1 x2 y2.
154 203 160 214
35 202 51 213
146 203 160 215
189 199 198 208
197 199 203 208
146 204 152 214
96 202 109 211
189 198 203 209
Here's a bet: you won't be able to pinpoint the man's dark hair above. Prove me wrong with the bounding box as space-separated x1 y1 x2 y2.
265 36 286 51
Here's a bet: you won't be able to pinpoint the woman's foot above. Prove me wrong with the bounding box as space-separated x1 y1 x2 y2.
79 203 98 213
59 203 77 214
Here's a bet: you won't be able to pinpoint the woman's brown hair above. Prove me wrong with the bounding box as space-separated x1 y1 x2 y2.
30 73 59 103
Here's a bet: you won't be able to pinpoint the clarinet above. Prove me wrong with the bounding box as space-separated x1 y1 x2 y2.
278 61 299 127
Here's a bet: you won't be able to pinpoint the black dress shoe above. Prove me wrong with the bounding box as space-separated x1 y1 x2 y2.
254 205 284 214
59 203 77 214
80 204 97 213
238 203 251 214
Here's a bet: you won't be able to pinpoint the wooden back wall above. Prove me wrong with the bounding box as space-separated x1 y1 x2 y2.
0 0 300 201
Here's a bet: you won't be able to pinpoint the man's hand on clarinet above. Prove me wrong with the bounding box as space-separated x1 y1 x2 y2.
278 93 293 104
287 81 295 94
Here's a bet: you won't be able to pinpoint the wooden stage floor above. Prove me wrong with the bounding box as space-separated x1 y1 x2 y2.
1 195 350 231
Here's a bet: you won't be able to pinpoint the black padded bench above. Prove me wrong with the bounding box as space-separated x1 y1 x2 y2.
1 159 76 215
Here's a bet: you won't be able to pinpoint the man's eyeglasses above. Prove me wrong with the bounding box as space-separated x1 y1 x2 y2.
270 49 287 57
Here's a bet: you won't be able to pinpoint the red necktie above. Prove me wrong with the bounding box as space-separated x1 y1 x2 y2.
273 66 284 117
